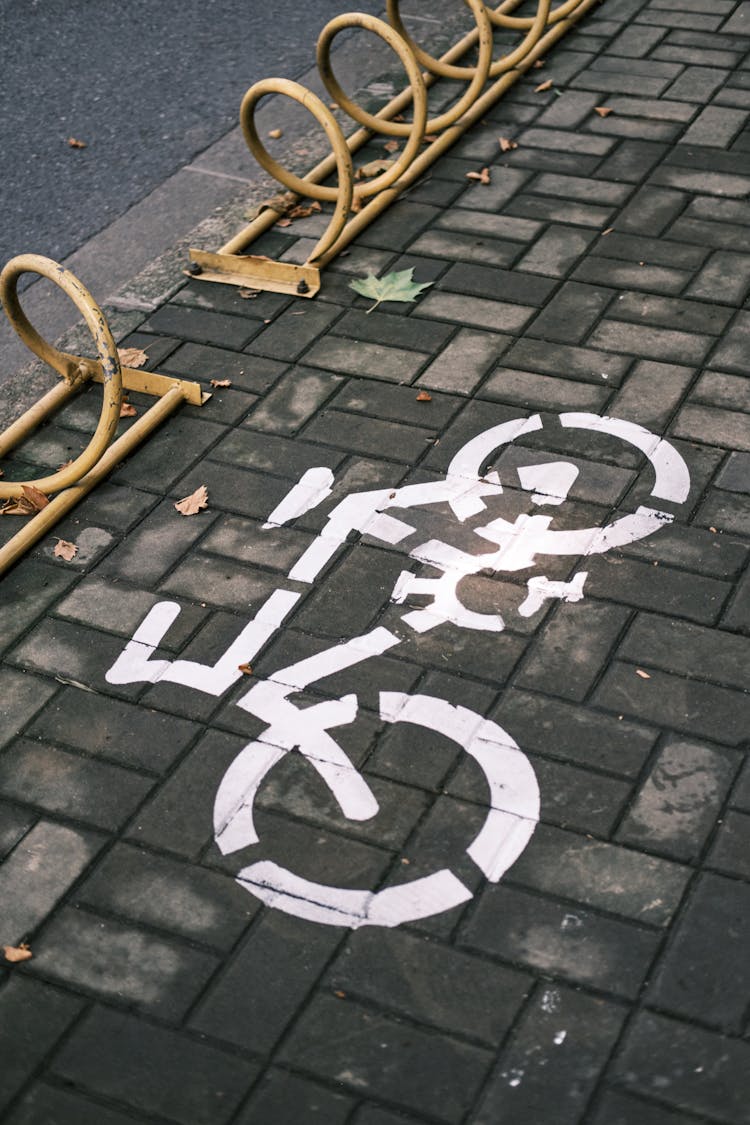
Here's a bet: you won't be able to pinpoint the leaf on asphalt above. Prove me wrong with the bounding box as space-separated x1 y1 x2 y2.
594 106 614 117
635 669 651 679
534 79 553 92
499 137 518 152
245 191 296 221
67 137 87 148
238 287 260 299
466 167 491 184
384 139 400 153
117 346 148 369
54 539 78 561
3 943 32 963
355 158 395 180
210 378 232 388
238 663 253 675
119 401 138 417
416 390 432 402
174 484 208 516
268 128 283 139
349 268 432 314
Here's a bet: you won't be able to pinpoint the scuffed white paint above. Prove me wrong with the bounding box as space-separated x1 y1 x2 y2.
263 466 334 529
517 461 579 506
518 572 587 618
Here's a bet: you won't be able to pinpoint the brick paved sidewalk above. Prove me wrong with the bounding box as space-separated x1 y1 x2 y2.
2 1 750 1122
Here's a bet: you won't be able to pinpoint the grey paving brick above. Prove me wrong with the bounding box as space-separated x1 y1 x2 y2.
638 8 723 30
479 367 609 411
706 809 750 878
596 139 669 184
331 308 453 353
0 562 76 657
680 104 749 147
716 450 750 493
0 976 83 1115
302 410 435 461
617 735 737 860
653 165 750 197
37 906 219 1018
506 192 616 228
7 617 144 697
589 1089 713 1125
687 248 750 303
461 884 657 998
470 984 626 1125
27 687 199 773
609 359 694 430
613 1009 750 1122
594 661 750 746
159 555 281 613
532 172 632 206
707 308 750 373
606 23 667 57
721 1 750 34
417 291 535 333
670 215 750 252
163 342 286 394
593 231 707 272
453 166 532 211
408 228 522 269
588 321 711 365
515 600 629 702
189 911 342 1053
571 69 672 97
495 688 657 777
619 612 750 690
519 754 631 835
517 225 597 277
74 841 256 950
303 337 428 383
588 114 682 143
331 380 461 430
696 487 750 537
357 200 442 252
648 873 750 1033
435 208 542 244
0 801 33 862
207 428 346 478
234 1070 353 1125
172 278 289 320
605 96 697 123
672 403 750 452
510 822 689 924
621 522 747 580
171 460 295 524
2 1083 142 1125
51 1006 257 1125
140 305 260 350
0 739 152 830
246 305 344 363
438 262 558 307
244 366 343 434
573 259 692 296
0 669 58 751
111 415 228 492
585 554 730 624
279 992 492 1122
502 336 630 384
616 185 687 236
611 292 732 335
657 43 743 70
52 576 203 643
416 328 509 395
526 280 613 345
330 928 530 1045
0 819 102 943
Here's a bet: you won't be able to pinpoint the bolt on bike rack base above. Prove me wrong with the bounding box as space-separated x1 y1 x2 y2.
0 254 209 577
189 0 601 296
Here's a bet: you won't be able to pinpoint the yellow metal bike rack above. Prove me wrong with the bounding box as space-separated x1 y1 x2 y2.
189 0 600 296
0 254 208 576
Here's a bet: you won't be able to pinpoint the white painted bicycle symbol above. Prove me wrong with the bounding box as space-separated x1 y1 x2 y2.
107 413 689 927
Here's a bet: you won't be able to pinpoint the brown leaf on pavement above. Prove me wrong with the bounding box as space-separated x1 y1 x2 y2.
119 401 138 418
499 137 518 152
268 128 283 139
3 943 32 963
117 346 149 369
210 378 232 388
355 158 395 181
384 139 400 153
238 288 260 299
466 167 491 184
635 669 651 679
54 539 78 561
594 106 614 117
237 663 253 675
67 137 87 148
534 79 553 92
416 390 432 402
288 200 322 220
174 485 208 516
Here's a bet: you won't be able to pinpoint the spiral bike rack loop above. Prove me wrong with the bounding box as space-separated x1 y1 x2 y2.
189 0 601 297
0 255 209 576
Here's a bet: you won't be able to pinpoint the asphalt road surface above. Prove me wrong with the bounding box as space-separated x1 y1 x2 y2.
0 0 382 269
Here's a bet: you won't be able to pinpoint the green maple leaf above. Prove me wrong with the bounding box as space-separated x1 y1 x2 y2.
349 268 432 314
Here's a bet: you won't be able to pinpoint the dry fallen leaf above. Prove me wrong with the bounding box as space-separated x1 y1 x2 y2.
288 200 322 220
355 158 395 180
601 227 614 236
210 378 232 388
268 128 283 139
594 106 614 117
67 136 87 148
499 137 518 152
635 669 651 679
416 390 432 402
238 663 253 675
534 59 546 68
119 401 138 418
384 139 400 153
709 526 718 533
238 288 260 299
54 539 78 561
117 346 148 369
3 942 32 963
23 485 49 511
275 217 293 227
244 191 296 222
334 990 347 999
2 485 51 516
423 133 439 143
466 167 491 184
535 79 553 92
174 484 208 516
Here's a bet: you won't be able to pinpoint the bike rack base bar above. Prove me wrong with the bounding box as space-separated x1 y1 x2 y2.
188 250 320 298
